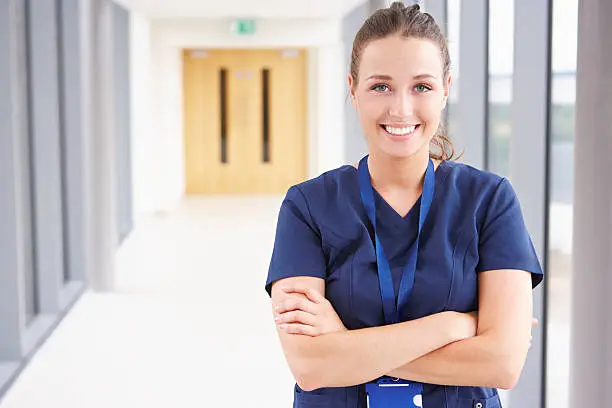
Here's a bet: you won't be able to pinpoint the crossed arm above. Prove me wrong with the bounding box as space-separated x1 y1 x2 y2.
270 270 534 391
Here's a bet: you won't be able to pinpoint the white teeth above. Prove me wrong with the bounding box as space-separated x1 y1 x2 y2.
384 125 417 135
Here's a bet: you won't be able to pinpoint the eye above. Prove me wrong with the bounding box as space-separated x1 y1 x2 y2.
371 84 390 93
415 84 432 93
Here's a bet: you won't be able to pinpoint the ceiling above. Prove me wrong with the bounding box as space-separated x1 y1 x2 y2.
113 0 369 19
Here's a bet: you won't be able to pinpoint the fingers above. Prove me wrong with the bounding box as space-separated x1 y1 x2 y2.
281 285 326 304
275 294 319 315
278 323 319 337
529 317 538 347
275 310 317 327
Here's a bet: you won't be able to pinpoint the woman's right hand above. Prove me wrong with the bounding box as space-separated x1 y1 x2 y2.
439 311 478 343
448 311 479 342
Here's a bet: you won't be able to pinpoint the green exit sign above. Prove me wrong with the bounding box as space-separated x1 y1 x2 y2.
232 19 256 35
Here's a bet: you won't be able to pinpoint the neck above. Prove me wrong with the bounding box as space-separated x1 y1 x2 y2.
367 150 430 192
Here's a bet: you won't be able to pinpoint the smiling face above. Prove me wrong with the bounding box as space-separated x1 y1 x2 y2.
349 35 450 159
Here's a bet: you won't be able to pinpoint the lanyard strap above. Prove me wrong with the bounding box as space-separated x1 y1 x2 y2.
358 155 435 325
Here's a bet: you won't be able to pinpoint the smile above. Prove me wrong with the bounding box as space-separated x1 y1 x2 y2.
380 124 421 139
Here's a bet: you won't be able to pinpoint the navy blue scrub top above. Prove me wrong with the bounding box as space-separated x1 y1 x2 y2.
265 160 544 408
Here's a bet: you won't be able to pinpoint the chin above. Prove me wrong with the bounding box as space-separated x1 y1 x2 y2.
377 140 430 159
381 147 419 158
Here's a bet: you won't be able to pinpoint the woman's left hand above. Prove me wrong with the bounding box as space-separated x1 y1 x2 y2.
274 284 347 337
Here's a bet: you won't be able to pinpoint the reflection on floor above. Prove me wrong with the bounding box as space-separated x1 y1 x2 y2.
0 197 572 408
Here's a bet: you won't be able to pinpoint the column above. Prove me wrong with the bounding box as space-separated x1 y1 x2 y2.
569 0 612 406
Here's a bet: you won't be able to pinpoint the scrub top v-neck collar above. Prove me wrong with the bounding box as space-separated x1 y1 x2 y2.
349 160 449 228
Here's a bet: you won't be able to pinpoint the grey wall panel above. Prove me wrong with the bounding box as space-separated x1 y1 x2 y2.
14 0 37 326
56 0 70 284
78 0 95 289
422 0 447 36
113 3 133 245
509 0 550 406
370 0 390 11
60 0 87 282
456 0 487 169
88 0 118 291
570 0 612 406
27 0 65 313
0 0 25 362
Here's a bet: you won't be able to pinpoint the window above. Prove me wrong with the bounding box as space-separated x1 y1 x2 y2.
487 0 514 178
546 1 578 408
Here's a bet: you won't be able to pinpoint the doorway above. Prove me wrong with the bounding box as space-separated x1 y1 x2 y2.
183 49 308 194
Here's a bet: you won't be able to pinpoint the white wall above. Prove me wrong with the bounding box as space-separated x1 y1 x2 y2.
129 11 156 222
130 16 347 219
149 27 184 213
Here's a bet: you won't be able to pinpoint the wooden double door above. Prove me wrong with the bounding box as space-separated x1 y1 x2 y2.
183 49 307 194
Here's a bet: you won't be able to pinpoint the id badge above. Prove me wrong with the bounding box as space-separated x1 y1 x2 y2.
365 377 423 408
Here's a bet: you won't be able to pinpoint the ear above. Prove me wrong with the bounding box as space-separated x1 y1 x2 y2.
441 74 452 110
348 74 358 108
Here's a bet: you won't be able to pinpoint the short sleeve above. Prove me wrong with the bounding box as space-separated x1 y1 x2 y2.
265 186 327 296
476 178 544 288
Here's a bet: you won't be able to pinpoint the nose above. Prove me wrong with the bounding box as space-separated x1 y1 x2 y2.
388 92 414 119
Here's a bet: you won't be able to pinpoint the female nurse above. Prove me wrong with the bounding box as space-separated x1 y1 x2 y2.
265 3 543 407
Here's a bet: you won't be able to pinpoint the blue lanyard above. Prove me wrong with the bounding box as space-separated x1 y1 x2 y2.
358 155 435 325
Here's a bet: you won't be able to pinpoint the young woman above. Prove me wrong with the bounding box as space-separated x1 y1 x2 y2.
265 3 543 407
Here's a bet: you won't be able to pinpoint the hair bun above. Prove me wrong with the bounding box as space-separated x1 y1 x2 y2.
389 1 406 12
389 2 421 15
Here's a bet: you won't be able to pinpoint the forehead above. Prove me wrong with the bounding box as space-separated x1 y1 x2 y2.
359 35 443 80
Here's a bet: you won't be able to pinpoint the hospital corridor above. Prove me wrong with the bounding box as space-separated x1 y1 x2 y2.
1 0 610 407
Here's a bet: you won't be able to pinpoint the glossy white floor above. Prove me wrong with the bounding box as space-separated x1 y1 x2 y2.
0 197 570 408
0 196 294 408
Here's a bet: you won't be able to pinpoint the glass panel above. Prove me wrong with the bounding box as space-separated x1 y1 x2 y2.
262 68 270 163
487 0 514 178
546 1 578 408
220 68 228 164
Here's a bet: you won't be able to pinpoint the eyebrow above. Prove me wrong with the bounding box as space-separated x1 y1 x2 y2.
365 74 438 81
